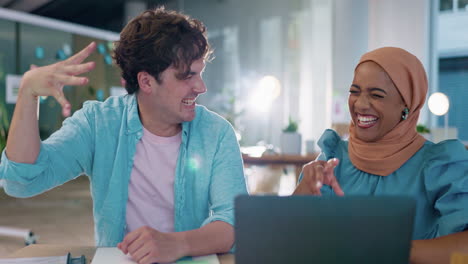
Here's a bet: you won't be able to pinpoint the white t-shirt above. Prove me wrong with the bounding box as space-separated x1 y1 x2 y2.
125 127 181 233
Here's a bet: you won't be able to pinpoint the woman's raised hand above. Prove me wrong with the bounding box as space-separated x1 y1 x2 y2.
293 158 344 196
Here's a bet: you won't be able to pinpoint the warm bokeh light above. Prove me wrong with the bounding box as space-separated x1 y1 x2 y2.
249 75 281 113
428 92 450 116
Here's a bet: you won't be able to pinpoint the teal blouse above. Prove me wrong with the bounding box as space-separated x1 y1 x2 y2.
312 129 468 239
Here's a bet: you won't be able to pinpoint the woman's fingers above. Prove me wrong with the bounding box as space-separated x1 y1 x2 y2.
302 161 326 195
324 158 344 196
299 159 343 196
329 177 345 196
327 158 339 168
313 164 324 190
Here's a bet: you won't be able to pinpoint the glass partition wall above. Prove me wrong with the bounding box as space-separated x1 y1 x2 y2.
0 19 17 123
0 10 120 139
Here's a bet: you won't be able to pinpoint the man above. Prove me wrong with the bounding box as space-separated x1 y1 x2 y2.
0 8 247 264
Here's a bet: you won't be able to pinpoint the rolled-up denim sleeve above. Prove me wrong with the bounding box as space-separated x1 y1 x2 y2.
201 124 248 228
0 103 95 198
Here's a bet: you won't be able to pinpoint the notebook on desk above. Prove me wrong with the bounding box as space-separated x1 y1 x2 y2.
91 247 220 264
235 195 416 264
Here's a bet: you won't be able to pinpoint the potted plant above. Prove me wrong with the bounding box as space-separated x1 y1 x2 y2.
416 124 431 140
280 116 301 155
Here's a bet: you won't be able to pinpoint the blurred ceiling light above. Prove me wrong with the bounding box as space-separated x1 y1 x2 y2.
428 92 450 140
428 92 449 116
249 75 281 113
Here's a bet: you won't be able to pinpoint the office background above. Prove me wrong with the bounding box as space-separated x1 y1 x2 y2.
1 0 467 146
0 0 467 257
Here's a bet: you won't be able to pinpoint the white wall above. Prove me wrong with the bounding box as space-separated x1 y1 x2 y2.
326 0 432 129
368 0 432 125
368 0 431 68
331 0 368 125
298 0 333 147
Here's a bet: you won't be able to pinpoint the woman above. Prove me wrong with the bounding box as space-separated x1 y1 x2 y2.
294 47 468 264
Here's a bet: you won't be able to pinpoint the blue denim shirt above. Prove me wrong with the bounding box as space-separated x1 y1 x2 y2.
0 94 248 246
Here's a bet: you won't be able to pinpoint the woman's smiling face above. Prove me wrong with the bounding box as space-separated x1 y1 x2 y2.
349 61 406 142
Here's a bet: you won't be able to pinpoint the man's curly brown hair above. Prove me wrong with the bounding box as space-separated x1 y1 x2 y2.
113 7 212 94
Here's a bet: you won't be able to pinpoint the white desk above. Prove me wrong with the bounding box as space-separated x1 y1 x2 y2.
7 244 235 264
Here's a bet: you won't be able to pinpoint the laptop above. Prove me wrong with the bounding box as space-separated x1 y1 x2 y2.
235 195 415 264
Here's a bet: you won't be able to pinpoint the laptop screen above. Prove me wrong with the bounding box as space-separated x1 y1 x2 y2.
235 195 415 264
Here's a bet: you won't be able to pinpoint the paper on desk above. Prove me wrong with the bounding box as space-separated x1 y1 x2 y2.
0 255 68 264
92 247 220 264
